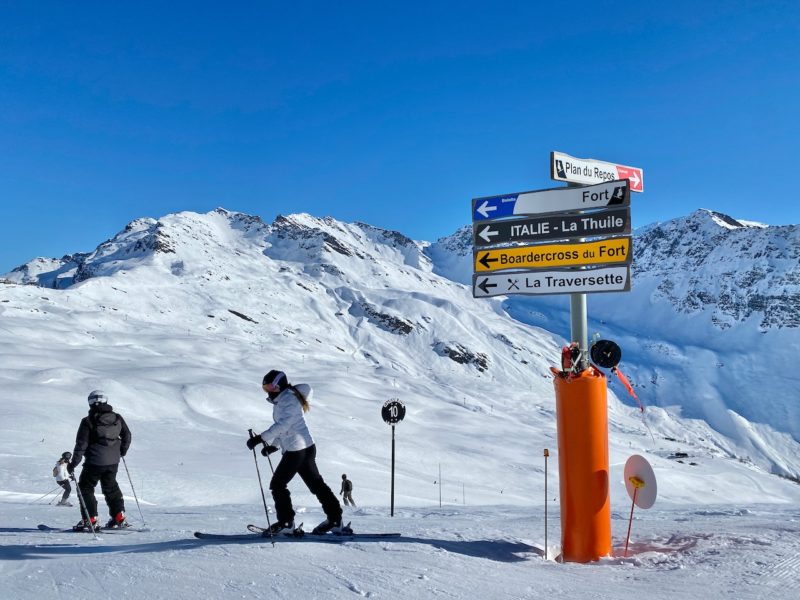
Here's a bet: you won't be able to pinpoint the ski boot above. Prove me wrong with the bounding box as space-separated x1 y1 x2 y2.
105 512 131 529
311 517 343 535
74 517 100 532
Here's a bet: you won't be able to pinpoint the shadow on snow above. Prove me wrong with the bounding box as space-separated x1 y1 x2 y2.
0 533 542 563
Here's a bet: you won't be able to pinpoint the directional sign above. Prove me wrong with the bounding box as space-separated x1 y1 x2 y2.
474 237 631 273
472 266 631 297
473 207 630 247
551 151 644 192
472 180 629 222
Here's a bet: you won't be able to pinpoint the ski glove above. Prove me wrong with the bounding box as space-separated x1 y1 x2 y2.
261 444 279 456
246 434 264 451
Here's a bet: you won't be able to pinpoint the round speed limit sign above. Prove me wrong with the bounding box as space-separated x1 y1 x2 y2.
382 399 406 425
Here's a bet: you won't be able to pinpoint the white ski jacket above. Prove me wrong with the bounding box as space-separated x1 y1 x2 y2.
259 384 314 453
53 461 69 481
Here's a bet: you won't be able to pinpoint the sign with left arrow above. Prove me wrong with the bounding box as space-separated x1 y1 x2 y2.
472 180 629 222
472 266 631 298
474 237 631 273
473 207 630 247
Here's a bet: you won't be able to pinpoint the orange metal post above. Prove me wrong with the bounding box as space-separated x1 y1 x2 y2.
554 366 611 562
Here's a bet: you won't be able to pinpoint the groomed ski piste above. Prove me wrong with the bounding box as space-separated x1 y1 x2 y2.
3 502 800 599
2 209 800 599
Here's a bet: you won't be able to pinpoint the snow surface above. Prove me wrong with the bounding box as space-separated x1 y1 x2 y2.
2 208 800 599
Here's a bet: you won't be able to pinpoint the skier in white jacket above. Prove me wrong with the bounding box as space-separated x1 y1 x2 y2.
52 451 73 506
246 370 343 535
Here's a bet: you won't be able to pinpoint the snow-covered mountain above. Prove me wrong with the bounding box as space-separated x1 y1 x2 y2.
2 207 799 514
430 208 800 479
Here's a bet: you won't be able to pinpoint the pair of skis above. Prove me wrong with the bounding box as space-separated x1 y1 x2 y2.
194 522 400 541
37 523 138 534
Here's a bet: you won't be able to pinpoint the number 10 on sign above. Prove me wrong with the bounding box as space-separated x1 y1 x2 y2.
382 399 406 516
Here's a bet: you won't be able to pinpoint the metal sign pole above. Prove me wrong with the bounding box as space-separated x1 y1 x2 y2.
382 398 405 518
390 424 396 517
567 182 588 368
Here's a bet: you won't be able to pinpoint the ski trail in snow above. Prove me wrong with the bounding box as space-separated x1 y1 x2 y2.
762 551 800 590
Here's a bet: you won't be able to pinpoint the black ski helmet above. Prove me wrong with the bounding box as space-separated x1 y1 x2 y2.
62 451 72 461
342 474 347 479
262 370 288 391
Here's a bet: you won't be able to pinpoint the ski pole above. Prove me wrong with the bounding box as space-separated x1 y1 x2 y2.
30 486 60 505
264 446 275 475
121 457 146 527
249 429 274 546
544 448 549 561
70 472 99 540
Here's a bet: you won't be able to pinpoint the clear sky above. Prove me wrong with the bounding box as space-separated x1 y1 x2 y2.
2 1 798 273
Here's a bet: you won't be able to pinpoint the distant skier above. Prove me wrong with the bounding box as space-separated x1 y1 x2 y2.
52 452 73 506
340 474 356 507
68 390 132 531
246 370 344 535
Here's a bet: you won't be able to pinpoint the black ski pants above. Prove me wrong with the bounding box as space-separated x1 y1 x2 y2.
57 479 71 502
269 444 341 525
77 464 125 519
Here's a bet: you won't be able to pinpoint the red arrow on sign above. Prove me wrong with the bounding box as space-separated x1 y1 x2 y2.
616 166 643 192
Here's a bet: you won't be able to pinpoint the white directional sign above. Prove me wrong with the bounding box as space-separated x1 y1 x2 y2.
472 180 629 222
472 266 631 297
551 151 644 192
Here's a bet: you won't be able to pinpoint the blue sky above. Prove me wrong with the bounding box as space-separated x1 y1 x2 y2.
2 1 798 272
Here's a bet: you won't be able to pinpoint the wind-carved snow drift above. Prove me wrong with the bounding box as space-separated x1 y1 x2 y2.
2 207 799 507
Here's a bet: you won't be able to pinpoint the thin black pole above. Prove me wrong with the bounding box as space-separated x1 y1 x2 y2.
71 472 99 540
248 429 275 546
121 457 146 527
544 448 549 560
438 463 442 508
390 424 395 517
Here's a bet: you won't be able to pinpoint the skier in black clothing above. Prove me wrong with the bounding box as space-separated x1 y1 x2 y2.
340 474 356 507
246 370 344 535
68 390 132 531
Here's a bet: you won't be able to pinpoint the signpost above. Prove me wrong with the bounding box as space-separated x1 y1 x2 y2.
474 237 631 273
473 207 630 247
472 180 630 221
382 399 406 517
551 151 644 192
470 150 644 563
472 266 631 298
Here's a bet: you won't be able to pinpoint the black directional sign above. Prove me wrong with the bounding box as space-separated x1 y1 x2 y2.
473 207 631 247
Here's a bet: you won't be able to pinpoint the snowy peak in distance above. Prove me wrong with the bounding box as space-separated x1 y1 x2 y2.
267 213 431 273
2 208 434 289
632 208 800 330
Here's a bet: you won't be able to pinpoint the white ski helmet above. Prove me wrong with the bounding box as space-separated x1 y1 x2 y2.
87 390 108 405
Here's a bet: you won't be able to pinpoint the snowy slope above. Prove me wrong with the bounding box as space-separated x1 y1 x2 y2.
2 207 800 599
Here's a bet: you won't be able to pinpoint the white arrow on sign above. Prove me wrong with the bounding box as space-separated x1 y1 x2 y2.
476 200 497 219
478 225 499 244
628 171 640 188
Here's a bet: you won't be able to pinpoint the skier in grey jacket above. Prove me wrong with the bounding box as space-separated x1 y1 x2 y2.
246 370 343 535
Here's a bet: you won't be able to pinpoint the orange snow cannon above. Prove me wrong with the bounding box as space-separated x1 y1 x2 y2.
553 365 612 562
